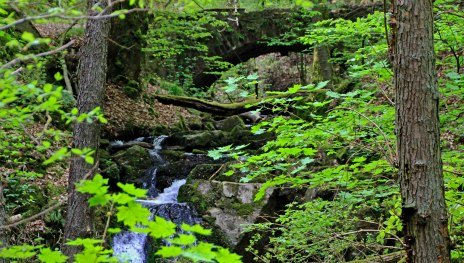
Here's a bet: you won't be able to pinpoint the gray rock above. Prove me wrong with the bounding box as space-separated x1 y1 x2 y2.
178 179 274 247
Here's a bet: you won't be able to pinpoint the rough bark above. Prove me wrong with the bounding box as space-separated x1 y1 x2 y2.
62 0 111 257
393 0 451 262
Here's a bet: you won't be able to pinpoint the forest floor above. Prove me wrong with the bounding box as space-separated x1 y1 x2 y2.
103 83 198 138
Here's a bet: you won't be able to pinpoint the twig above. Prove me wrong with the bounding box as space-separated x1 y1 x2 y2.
59 20 79 95
107 37 136 50
380 84 395 106
0 200 65 230
0 40 75 70
208 163 226 181
101 203 114 242
0 7 151 31
0 13 55 31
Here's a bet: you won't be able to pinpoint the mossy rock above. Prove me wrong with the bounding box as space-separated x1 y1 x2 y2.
122 80 141 98
112 145 153 183
178 179 276 248
99 149 121 183
214 115 245 132
160 150 186 163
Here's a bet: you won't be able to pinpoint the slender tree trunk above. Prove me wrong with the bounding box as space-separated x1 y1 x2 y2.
0 184 7 263
62 0 111 257
393 0 451 262
311 45 333 84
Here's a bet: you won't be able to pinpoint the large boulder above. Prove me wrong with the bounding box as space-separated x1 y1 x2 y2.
112 145 153 184
178 179 275 248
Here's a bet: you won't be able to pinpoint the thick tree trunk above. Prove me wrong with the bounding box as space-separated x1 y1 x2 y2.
393 0 451 262
62 0 111 257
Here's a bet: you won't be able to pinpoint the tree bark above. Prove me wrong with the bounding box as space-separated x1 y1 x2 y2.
62 0 111 257
393 0 451 262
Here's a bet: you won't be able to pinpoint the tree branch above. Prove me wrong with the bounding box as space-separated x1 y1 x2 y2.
0 40 75 70
0 200 65 230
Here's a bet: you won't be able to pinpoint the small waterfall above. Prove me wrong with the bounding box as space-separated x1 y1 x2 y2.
112 136 199 263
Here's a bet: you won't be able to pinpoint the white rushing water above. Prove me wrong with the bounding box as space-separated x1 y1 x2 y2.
149 135 168 161
112 179 187 263
136 179 186 206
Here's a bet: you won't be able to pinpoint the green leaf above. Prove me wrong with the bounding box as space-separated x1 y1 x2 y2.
84 155 94 165
181 224 212 235
88 194 109 207
0 245 37 259
42 141 51 148
21 31 35 42
43 84 53 93
43 147 69 165
207 148 224 160
148 216 176 239
117 183 147 198
169 234 196 245
215 247 242 263
325 90 341 98
181 242 215 262
38 248 67 263
112 193 134 205
117 202 150 227
107 228 121 234
316 80 330 89
156 246 182 258
66 238 102 246
287 85 301 94
54 72 63 81
77 174 108 195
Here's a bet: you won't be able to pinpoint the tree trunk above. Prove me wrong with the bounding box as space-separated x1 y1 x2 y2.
311 45 333 87
0 184 7 262
393 0 451 262
62 0 111 257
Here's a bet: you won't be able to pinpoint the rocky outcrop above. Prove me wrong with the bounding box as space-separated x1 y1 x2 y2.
178 179 275 248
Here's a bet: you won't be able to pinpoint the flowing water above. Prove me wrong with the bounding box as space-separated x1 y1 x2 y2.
112 136 199 263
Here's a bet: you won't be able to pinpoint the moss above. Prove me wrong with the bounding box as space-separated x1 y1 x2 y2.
230 202 255 217
161 149 185 161
122 80 140 98
178 180 222 214
112 145 152 182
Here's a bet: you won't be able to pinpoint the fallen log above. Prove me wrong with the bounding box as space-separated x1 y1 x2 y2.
153 91 318 116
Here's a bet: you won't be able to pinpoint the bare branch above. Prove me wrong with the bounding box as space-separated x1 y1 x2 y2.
0 200 65 230
0 40 75 70
0 13 55 31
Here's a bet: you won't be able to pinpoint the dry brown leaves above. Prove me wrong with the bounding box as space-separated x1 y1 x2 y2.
103 83 198 138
